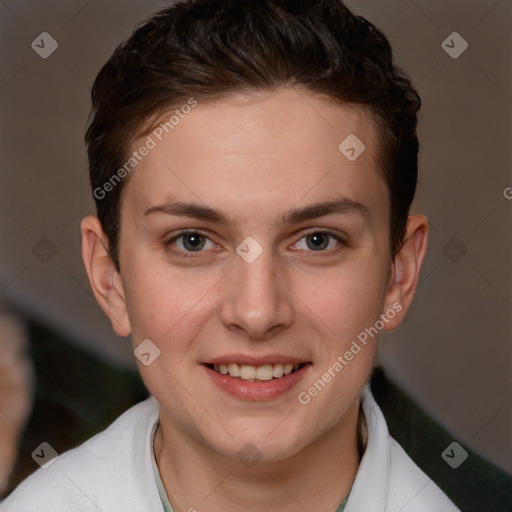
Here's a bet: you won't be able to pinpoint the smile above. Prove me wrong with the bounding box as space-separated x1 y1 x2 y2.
208 362 303 381
203 361 312 400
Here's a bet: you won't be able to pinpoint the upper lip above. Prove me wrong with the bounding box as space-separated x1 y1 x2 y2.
204 354 310 366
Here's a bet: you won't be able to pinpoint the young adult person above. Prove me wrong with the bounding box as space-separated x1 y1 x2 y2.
2 1 460 510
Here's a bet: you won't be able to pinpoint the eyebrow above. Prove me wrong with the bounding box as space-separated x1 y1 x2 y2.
142 197 369 225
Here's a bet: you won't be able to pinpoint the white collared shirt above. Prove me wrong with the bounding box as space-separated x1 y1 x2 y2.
346 387 460 511
1 390 460 511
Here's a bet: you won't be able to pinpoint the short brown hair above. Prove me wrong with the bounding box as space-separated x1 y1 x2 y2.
86 0 421 269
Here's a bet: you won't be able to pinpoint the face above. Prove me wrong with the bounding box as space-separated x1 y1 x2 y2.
98 88 401 461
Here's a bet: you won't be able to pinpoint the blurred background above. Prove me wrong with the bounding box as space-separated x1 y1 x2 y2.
0 0 511 508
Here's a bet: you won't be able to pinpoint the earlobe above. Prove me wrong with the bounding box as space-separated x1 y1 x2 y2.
382 214 429 331
80 215 131 337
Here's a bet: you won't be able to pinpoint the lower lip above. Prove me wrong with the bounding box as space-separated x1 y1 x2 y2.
203 364 312 401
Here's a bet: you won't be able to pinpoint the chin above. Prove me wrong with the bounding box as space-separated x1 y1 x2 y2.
212 418 308 463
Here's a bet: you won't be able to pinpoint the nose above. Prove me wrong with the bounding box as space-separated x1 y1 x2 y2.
219 248 294 341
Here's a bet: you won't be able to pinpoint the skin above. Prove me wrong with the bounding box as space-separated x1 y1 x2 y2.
81 88 428 512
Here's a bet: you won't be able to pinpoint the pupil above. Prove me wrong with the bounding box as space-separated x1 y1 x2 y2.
307 233 328 251
184 233 205 251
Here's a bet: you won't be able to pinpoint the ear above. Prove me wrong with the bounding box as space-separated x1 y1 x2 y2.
382 214 429 331
80 215 131 337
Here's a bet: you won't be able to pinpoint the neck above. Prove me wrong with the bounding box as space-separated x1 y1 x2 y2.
154 400 363 512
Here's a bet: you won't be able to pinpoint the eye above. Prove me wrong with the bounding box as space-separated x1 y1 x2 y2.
166 230 217 255
291 231 344 252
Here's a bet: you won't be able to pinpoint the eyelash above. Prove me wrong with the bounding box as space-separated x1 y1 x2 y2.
165 230 219 259
165 229 347 258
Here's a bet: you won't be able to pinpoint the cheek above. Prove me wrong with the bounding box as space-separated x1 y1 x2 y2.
122 255 219 343
294 261 385 419
296 255 389 341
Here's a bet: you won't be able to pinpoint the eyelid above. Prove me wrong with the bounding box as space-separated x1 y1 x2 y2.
165 229 219 257
166 228 210 241
299 227 347 240
164 228 348 260
289 229 348 252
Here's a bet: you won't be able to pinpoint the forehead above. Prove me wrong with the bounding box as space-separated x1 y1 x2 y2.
122 88 387 227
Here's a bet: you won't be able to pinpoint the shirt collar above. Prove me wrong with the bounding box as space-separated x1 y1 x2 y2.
344 385 389 512
149 387 387 512
150 420 175 511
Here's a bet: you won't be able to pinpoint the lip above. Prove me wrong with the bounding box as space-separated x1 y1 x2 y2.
203 362 312 401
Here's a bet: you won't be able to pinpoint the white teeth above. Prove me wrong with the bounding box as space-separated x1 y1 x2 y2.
212 362 303 380
228 363 240 378
240 365 256 380
272 363 284 378
255 364 274 381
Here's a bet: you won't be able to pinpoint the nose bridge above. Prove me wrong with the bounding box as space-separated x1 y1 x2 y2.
220 245 294 339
